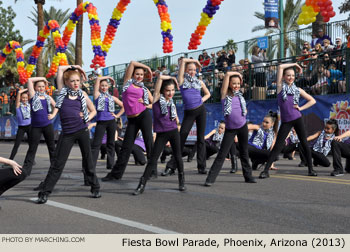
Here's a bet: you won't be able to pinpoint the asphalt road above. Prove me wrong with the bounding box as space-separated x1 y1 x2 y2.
0 141 349 234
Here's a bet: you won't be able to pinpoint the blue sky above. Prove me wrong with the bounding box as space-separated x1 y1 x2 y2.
5 0 349 71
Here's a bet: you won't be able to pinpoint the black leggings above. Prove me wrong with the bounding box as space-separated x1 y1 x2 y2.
166 104 207 171
114 140 146 165
9 125 31 160
142 129 183 180
331 141 350 172
91 119 116 169
206 124 253 183
22 124 56 176
300 148 331 167
40 128 100 194
248 145 270 164
0 168 27 196
108 109 153 179
262 117 313 173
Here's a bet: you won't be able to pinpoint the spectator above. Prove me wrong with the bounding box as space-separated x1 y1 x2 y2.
328 64 345 93
303 41 312 51
201 50 211 67
322 53 335 69
251 45 267 87
220 61 230 73
216 50 228 69
335 54 346 74
297 47 310 68
323 39 334 52
209 52 216 66
314 43 323 55
160 65 169 75
333 37 346 55
310 64 329 95
227 49 236 65
315 28 333 46
311 33 318 48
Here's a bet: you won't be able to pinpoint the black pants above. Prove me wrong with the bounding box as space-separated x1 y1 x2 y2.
9 125 31 160
248 145 270 165
300 148 331 167
282 143 298 157
166 104 207 171
142 129 183 180
206 124 252 183
114 140 146 165
108 109 153 179
331 141 350 172
40 128 100 194
0 168 27 196
91 119 116 169
22 124 56 176
263 117 313 173
161 146 172 161
206 141 237 166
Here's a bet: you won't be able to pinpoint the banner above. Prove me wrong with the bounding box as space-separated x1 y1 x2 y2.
264 0 279 28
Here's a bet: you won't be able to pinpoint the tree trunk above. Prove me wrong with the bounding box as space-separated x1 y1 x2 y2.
36 2 44 77
312 13 325 36
75 0 83 66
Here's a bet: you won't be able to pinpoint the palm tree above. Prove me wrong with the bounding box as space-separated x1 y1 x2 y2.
75 0 83 66
251 0 303 58
25 6 76 78
224 39 238 52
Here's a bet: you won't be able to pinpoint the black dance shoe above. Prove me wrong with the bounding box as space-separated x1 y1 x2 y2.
161 167 175 176
198 169 207 174
204 181 212 187
36 192 48 204
308 170 317 176
91 190 101 198
33 181 44 191
244 176 257 183
259 171 270 179
133 177 146 196
101 173 120 182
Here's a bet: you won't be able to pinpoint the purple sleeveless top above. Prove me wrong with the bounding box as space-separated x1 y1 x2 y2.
278 92 302 123
59 97 87 134
30 98 51 128
95 98 114 121
16 107 31 126
152 101 177 133
221 97 246 130
180 86 203 110
122 85 146 116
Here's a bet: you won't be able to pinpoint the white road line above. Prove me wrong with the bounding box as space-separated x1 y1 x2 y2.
30 198 179 234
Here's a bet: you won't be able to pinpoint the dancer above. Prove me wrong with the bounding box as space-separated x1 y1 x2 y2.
259 63 317 179
331 129 350 176
0 157 26 209
299 119 338 168
133 75 185 195
161 58 210 176
102 61 153 181
247 111 278 170
8 88 31 160
22 77 56 176
91 76 124 170
36 65 100 204
282 128 299 160
204 72 256 186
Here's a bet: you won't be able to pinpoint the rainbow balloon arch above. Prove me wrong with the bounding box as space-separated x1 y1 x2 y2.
0 0 175 84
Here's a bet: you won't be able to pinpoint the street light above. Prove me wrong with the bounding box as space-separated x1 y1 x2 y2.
279 0 284 59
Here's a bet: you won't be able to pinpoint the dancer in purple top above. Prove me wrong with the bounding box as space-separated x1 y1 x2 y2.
161 58 210 176
205 72 256 186
259 63 317 179
22 77 56 177
8 88 31 161
91 76 124 170
102 61 154 181
133 75 185 195
36 65 100 204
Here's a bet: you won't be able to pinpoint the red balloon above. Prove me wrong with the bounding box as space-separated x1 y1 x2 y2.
321 11 328 17
323 16 330 22
326 5 333 11
330 11 336 17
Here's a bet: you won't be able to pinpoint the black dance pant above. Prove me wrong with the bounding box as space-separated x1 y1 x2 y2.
0 168 27 196
114 140 146 165
262 117 313 173
91 119 116 169
40 128 100 194
331 141 350 172
108 109 153 179
9 125 31 160
207 142 237 167
282 143 298 156
142 129 183 180
166 104 207 171
300 148 331 167
206 124 253 183
22 124 56 176
248 145 270 164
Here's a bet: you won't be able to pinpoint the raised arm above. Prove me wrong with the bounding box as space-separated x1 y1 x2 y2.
56 65 87 91
124 61 152 84
276 63 303 93
177 58 201 85
27 77 48 98
93 76 115 100
16 88 28 108
153 75 178 103
221 71 242 100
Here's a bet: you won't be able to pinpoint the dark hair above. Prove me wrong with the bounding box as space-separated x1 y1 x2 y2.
265 110 279 133
132 67 146 77
282 66 295 76
33 80 46 88
160 79 175 95
326 119 339 136
228 74 242 87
